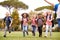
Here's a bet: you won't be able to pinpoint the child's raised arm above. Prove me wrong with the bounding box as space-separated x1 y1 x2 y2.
44 0 54 6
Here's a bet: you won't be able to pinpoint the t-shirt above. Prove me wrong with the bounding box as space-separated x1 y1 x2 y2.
37 18 43 27
22 18 28 26
4 16 12 26
31 18 36 25
56 4 60 19
46 15 52 25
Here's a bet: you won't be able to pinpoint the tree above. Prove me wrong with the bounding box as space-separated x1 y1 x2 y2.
11 9 20 31
5 0 18 1
35 6 53 11
0 0 28 14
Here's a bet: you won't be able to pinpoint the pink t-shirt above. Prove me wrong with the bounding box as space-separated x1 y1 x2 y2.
31 18 36 25
23 18 28 26
46 15 52 25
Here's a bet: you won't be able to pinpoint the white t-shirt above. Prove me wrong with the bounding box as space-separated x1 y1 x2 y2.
56 4 60 19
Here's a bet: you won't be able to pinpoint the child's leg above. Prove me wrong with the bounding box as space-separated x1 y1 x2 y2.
38 27 40 37
38 26 42 37
49 25 52 37
8 26 11 33
40 26 42 36
25 25 28 35
32 25 36 36
33 26 36 36
32 25 34 36
23 26 25 37
4 26 8 37
45 25 49 36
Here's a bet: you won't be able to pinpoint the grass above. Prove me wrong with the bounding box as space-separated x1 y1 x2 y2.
0 31 60 40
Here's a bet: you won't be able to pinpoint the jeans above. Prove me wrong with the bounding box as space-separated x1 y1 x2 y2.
23 25 28 37
4 25 11 36
45 24 52 36
38 25 43 37
32 25 36 36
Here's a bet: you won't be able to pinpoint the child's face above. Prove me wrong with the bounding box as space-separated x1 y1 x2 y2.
33 15 36 18
23 14 26 18
38 15 42 18
6 12 9 17
46 11 51 15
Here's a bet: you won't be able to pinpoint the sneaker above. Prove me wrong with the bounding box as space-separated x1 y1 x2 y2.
3 35 6 37
39 35 42 37
9 31 11 33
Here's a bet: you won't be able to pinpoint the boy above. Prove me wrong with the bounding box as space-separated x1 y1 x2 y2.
3 12 12 37
44 0 60 31
37 13 44 37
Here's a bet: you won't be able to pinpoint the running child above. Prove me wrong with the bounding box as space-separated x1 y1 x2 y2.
21 13 29 37
3 12 12 37
37 13 44 37
44 11 53 37
31 15 37 36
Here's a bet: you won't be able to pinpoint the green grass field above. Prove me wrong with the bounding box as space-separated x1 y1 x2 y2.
0 31 60 40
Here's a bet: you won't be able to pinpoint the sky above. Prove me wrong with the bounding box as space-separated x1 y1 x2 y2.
0 0 58 18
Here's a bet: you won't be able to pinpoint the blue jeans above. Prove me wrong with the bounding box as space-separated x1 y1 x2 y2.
23 25 28 37
4 25 11 36
32 25 36 36
57 19 60 28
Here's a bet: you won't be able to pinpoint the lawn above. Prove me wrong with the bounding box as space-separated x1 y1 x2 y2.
0 31 60 40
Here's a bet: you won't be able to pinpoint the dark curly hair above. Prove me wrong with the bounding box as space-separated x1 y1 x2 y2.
21 13 29 18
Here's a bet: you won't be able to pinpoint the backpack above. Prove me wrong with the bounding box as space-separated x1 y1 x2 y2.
54 3 59 18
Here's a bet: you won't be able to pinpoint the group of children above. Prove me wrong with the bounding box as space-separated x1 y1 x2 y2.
21 13 44 37
21 11 53 37
3 11 53 38
3 0 60 38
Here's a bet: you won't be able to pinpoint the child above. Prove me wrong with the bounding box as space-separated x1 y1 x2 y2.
44 11 53 37
21 13 29 37
37 13 44 37
3 12 12 37
44 0 60 31
31 15 37 36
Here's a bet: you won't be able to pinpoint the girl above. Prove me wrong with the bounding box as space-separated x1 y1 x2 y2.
31 15 37 36
44 11 53 37
21 13 29 37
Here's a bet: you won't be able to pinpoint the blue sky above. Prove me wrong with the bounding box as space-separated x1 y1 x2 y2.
0 0 58 18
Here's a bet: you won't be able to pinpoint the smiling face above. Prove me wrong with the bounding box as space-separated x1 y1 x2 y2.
38 14 42 19
5 12 9 17
23 14 27 18
33 15 36 19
